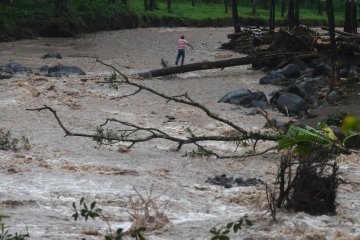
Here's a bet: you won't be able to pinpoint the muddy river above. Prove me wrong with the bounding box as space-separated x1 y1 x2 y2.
0 27 359 239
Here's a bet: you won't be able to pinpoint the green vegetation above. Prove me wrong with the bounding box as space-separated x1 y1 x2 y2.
210 216 252 240
0 216 29 240
0 0 349 40
0 130 29 151
72 197 146 240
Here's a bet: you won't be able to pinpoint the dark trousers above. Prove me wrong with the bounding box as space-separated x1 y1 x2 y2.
175 49 185 66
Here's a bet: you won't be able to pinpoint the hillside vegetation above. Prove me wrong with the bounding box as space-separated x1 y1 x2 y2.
0 0 348 40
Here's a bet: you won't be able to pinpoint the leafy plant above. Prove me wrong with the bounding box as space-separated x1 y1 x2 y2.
0 130 30 151
0 130 18 150
209 216 252 240
0 217 29 240
72 197 146 240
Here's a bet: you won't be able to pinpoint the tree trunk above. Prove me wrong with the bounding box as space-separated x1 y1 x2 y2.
317 0 323 16
224 0 228 13
294 0 300 27
326 0 339 88
149 0 156 10
167 0 172 13
192 0 195 7
231 0 241 33
137 52 318 78
288 0 295 29
252 0 257 16
281 0 286 17
269 0 276 30
144 0 148 10
55 0 67 14
344 0 357 34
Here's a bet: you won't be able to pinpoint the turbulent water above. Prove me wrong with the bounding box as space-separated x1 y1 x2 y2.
0 27 359 240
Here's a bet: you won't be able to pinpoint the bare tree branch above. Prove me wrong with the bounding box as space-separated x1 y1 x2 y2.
26 61 284 158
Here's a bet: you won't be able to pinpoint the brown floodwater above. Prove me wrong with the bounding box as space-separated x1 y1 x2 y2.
0 27 359 240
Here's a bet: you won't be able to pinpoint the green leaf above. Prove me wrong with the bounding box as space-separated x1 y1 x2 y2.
233 224 239 233
80 197 84 205
219 236 230 240
343 131 360 148
278 125 333 150
90 201 96 210
226 222 233 229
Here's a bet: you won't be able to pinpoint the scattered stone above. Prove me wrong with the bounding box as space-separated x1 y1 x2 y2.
0 72 12 79
0 61 29 75
46 64 86 77
218 89 269 108
326 90 343 104
206 174 264 188
42 52 62 59
347 66 360 83
163 115 176 123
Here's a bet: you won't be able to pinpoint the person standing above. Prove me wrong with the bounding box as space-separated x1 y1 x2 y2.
175 35 193 66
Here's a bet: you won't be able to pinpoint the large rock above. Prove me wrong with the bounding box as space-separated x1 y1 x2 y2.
218 89 269 108
259 72 286 85
285 83 318 108
46 64 86 77
274 63 301 78
272 92 308 115
313 63 331 77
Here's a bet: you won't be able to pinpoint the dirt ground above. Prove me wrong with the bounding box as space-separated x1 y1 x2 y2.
0 27 360 240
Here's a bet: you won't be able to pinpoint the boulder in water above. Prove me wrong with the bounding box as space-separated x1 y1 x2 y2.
42 52 62 59
272 92 308 115
218 88 268 108
46 64 86 77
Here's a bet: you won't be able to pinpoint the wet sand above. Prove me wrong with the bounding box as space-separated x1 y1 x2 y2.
0 27 360 240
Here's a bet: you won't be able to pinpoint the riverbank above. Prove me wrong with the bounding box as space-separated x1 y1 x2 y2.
0 0 341 42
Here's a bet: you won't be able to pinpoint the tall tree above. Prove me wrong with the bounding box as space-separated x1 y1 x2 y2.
269 0 276 30
149 0 156 10
231 0 241 33
288 0 295 29
167 0 172 13
344 0 357 34
326 0 339 88
251 0 257 16
317 0 324 16
55 0 67 14
144 0 149 10
224 0 228 13
281 0 287 17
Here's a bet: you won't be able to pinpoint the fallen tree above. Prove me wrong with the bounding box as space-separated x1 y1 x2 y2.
137 52 318 78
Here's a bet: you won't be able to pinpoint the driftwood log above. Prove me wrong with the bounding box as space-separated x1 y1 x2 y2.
137 52 318 78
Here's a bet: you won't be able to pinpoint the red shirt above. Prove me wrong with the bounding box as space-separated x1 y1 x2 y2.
178 39 188 49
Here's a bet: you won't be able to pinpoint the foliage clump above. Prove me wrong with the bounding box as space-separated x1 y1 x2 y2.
0 130 30 151
0 216 29 240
